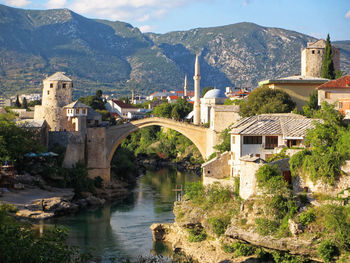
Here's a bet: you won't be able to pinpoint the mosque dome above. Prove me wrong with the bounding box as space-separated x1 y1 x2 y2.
203 88 225 99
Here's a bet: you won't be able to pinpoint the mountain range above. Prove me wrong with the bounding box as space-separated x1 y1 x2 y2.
0 4 349 98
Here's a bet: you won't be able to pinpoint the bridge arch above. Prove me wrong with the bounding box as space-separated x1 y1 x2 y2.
105 117 209 165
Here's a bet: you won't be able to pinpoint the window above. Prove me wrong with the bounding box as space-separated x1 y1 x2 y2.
255 154 260 158
265 136 278 149
82 109 87 114
231 136 235 144
47 91 50 95
243 136 262 144
62 83 66 89
312 50 315 54
325 92 331 99
50 83 53 88
318 50 320 54
76 109 80 114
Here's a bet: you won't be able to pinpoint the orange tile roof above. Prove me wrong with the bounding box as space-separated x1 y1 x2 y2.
168 96 178 100
317 75 350 89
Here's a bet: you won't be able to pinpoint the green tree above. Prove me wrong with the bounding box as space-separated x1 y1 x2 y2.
14 95 21 108
239 87 296 117
322 34 336 80
22 97 28 109
201 86 213 97
153 102 172 118
79 90 106 110
302 90 319 117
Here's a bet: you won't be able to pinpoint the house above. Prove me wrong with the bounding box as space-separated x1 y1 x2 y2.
167 95 179 103
229 113 316 177
0 97 12 107
105 99 139 120
317 75 350 119
258 75 329 110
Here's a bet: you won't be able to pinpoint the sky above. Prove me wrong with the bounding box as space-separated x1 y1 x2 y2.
1 0 349 40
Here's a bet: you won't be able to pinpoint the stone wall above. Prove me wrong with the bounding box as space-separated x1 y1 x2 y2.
202 151 230 179
239 160 264 200
293 161 350 197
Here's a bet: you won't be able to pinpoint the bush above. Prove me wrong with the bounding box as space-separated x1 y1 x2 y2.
272 251 308 263
187 227 207 242
207 184 232 205
299 208 316 226
256 165 288 194
289 150 312 177
231 242 255 258
222 242 255 257
255 218 279 236
318 240 339 263
184 181 204 203
208 216 230 237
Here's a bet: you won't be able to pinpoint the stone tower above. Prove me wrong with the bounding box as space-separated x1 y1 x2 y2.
193 55 201 125
184 74 188 97
34 72 73 131
301 39 340 77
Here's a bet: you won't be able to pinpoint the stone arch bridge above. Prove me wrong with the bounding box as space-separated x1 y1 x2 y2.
85 117 219 182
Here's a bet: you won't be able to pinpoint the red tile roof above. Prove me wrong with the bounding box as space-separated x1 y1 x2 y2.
168 96 178 100
317 75 350 89
112 100 136 109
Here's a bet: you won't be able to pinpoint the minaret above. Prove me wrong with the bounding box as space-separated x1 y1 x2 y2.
193 54 201 125
184 74 188 97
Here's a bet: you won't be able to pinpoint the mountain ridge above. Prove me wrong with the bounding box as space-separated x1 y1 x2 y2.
0 4 349 98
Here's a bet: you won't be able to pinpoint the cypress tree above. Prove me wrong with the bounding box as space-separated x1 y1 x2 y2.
321 34 336 79
22 97 28 109
15 95 21 108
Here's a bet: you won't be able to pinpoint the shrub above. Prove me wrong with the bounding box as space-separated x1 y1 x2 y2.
184 181 204 203
272 251 308 263
255 218 279 236
299 208 316 226
207 184 232 205
208 216 230 237
187 227 207 242
289 149 312 177
256 165 287 194
318 240 339 263
231 242 255 258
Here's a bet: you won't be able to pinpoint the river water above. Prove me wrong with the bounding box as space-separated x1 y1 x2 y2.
44 167 200 262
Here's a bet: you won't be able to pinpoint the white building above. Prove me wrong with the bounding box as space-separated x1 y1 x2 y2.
229 113 317 177
200 88 226 124
105 99 139 119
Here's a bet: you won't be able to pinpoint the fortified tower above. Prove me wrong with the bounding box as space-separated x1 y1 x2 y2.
193 55 201 125
34 72 73 131
301 39 340 77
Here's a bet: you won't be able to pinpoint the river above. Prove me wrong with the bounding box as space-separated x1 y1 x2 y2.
43 167 200 262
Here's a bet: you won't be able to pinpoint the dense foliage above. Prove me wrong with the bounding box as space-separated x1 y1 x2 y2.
0 113 45 165
301 90 319 118
290 102 350 184
0 203 89 263
78 90 106 110
239 87 296 117
153 98 193 120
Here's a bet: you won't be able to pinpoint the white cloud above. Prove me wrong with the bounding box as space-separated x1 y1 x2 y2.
64 0 212 22
139 25 155 32
4 0 30 7
46 0 66 9
345 10 350 19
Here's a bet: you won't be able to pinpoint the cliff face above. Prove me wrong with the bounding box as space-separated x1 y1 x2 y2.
0 4 350 98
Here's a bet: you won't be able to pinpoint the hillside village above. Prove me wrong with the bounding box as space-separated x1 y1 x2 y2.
1 35 350 263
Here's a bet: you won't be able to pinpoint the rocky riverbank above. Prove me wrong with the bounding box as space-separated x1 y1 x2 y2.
0 172 130 220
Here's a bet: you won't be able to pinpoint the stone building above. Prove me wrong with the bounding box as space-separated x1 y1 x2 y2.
200 88 226 124
301 39 340 78
34 72 73 131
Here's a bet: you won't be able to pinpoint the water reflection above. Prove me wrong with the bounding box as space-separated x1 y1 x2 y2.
44 167 200 262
